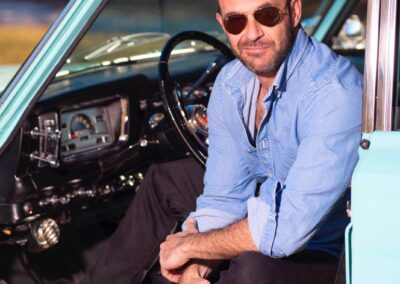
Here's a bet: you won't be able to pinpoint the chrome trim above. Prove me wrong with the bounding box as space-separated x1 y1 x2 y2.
119 97 129 142
31 218 60 250
362 0 381 133
375 0 398 131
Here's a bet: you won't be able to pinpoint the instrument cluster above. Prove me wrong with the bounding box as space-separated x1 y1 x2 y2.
60 107 114 156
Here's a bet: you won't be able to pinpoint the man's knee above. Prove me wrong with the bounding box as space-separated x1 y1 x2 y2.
217 252 277 284
217 251 338 284
140 158 204 218
143 158 201 193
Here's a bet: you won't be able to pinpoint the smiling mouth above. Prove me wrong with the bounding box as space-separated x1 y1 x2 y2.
241 43 274 50
241 46 272 55
243 46 270 50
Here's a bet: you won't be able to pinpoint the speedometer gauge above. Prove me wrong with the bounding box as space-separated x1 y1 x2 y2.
60 103 119 160
70 114 94 139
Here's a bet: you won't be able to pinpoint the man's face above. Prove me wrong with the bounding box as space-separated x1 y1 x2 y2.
216 0 302 76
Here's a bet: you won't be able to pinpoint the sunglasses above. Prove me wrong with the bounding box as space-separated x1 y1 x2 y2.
222 6 288 35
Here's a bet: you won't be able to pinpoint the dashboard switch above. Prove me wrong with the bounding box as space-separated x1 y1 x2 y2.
23 202 34 215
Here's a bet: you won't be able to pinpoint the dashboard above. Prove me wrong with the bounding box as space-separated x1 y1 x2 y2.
0 50 219 249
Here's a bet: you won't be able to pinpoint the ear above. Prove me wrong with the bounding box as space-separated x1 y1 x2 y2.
291 0 302 28
216 12 227 33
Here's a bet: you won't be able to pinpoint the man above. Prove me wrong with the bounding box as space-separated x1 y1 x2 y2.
87 0 362 283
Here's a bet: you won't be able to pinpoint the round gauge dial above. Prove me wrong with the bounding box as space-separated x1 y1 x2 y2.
70 114 95 139
187 104 208 136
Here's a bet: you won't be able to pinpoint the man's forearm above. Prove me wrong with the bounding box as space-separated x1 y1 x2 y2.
185 218 258 260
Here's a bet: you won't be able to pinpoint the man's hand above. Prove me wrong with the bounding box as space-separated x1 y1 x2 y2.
160 218 258 282
160 219 198 283
178 260 214 284
178 262 210 284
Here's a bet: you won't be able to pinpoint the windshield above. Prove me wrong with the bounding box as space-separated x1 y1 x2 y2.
0 0 67 93
57 0 221 77
58 0 333 77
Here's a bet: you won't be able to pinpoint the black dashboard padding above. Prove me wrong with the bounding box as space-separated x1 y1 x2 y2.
0 132 21 203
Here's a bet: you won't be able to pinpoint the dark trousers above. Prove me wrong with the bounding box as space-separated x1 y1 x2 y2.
86 158 339 284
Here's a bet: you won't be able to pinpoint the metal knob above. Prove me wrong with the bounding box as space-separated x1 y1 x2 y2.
30 126 61 140
31 218 60 250
30 152 60 168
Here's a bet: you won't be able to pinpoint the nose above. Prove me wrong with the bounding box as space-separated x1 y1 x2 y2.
243 16 264 41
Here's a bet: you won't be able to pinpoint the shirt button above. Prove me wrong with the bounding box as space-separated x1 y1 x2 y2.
268 172 272 177
247 147 253 153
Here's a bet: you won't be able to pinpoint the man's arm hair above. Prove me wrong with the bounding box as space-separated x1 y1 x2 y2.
185 218 258 260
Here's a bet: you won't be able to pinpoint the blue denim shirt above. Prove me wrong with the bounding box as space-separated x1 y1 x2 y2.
184 28 363 258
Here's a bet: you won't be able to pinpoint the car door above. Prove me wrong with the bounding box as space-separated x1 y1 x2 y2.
348 0 400 283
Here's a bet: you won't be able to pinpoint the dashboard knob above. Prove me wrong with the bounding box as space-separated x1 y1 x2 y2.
30 218 60 251
140 139 148 147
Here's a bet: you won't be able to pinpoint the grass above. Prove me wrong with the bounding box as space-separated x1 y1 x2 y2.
0 24 118 66
0 25 49 65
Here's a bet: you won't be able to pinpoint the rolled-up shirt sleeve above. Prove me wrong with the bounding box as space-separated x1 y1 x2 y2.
182 67 256 233
247 81 362 257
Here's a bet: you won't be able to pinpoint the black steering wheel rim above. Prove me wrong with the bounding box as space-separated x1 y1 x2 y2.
159 31 234 167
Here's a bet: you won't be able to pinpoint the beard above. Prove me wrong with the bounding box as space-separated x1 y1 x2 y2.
231 20 296 75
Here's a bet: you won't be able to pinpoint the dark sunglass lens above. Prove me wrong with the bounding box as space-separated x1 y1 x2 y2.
224 15 247 35
255 6 281 27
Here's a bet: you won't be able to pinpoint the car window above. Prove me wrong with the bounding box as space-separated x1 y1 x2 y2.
319 0 368 73
302 0 334 35
331 0 367 51
0 1 67 93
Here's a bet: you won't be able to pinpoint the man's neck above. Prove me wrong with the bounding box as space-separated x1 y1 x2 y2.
257 73 276 92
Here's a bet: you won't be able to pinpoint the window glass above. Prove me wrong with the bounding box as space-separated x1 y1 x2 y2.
73 0 220 54
327 0 367 73
302 0 334 35
331 0 367 51
0 0 67 93
58 0 220 75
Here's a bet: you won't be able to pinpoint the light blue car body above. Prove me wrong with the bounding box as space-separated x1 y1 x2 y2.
349 132 400 284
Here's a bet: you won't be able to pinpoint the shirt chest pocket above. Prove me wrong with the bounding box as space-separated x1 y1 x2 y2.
243 138 273 179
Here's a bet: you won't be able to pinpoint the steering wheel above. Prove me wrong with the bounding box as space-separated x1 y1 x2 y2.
159 31 234 167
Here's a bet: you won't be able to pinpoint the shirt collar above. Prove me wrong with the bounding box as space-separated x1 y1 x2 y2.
271 27 310 93
224 27 311 102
